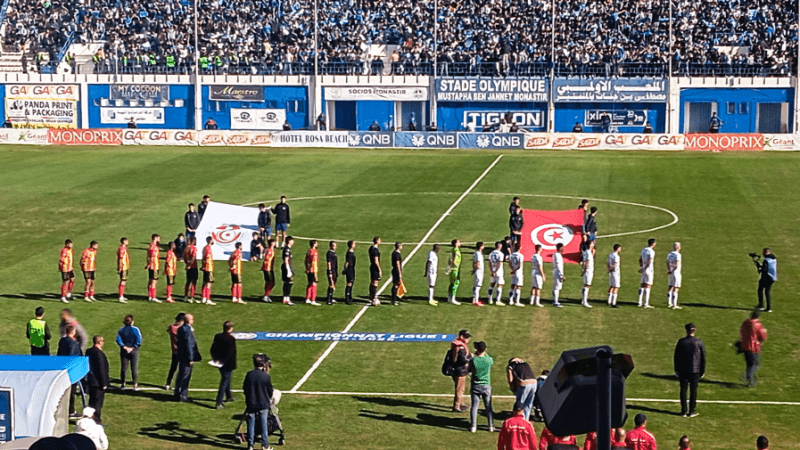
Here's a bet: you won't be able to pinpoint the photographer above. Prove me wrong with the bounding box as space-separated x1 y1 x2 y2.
752 248 777 312
243 353 274 450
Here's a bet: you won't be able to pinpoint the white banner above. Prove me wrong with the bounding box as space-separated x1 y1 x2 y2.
5 84 79 129
270 131 349 148
100 107 165 124
231 108 286 130
523 133 683 151
196 201 259 260
0 128 49 145
122 129 199 146
325 86 428 101
199 130 275 146
763 134 800 151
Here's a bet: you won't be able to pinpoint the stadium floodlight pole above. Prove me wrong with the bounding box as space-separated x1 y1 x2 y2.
313 0 319 126
193 0 201 131
667 0 673 132
548 0 556 133
431 0 438 127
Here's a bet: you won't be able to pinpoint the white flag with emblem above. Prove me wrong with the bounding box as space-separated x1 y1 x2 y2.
196 201 260 260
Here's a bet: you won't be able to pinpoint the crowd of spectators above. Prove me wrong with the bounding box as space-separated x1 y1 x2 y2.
1 0 797 76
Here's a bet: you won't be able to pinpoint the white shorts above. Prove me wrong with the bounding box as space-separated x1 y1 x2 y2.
490 272 505 285
473 270 484 287
553 278 563 291
427 274 437 287
583 272 593 286
640 269 654 286
669 273 681 288
530 273 543 289
609 273 621 288
511 272 523 286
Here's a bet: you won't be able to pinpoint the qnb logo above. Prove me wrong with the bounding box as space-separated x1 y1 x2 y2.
231 332 257 340
531 224 575 250
212 225 242 244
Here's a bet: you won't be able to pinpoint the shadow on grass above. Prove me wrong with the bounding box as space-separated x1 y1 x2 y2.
111 386 218 409
353 396 453 412
627 404 683 417
139 421 242 449
640 372 743 389
359 409 468 431
680 302 752 311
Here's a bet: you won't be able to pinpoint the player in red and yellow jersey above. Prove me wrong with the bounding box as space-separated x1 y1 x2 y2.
229 242 246 304
117 237 130 303
305 240 321 306
201 236 217 305
165 241 178 303
145 234 162 303
59 239 75 303
183 237 199 302
79 241 99 302
261 239 276 302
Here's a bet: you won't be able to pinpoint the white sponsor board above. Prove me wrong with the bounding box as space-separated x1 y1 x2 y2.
100 107 165 124
198 130 275 146
0 128 49 145
5 84 79 129
763 134 800 151
270 131 349 148
196 201 259 260
122 129 199 146
230 108 286 130
523 133 683 151
325 86 428 101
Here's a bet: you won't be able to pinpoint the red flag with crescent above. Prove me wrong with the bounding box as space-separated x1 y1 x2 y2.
520 209 584 264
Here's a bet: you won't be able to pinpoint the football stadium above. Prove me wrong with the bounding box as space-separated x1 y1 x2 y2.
1 1 800 449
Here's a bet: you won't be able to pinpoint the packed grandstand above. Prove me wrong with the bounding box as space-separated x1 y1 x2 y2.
1 0 797 76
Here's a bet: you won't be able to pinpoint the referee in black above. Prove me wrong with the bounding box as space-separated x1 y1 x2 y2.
368 237 382 306
673 323 706 417
326 241 338 305
391 243 403 306
343 241 356 304
281 236 295 306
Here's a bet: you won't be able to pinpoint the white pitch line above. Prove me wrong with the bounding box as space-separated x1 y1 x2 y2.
288 155 505 393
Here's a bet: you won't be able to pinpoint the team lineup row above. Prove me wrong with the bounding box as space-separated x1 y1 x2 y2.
55 232 683 309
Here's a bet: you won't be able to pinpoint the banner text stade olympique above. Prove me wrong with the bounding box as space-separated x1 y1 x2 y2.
436 79 548 102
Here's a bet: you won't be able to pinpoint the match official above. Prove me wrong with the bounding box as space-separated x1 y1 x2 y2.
674 323 705 417
391 242 403 306
343 240 356 304
509 206 524 243
368 237 382 306
281 236 295 306
326 241 338 305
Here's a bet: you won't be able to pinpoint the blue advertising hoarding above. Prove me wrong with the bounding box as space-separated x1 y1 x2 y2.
395 132 459 148
347 131 394 147
458 133 526 149
553 78 668 103
0 388 13 443
436 78 549 102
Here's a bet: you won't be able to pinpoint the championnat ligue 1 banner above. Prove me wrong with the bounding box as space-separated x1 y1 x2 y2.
196 201 260 260
519 210 584 264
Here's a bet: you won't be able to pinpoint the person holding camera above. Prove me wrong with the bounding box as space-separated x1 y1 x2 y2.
243 353 275 450
753 248 777 312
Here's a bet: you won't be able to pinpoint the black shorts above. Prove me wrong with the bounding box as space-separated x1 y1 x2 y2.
61 271 74 281
392 270 401 285
186 267 198 282
344 270 355 284
231 273 242 284
328 271 338 285
370 266 381 281
307 272 317 284
166 275 176 286
203 271 215 284
83 271 95 281
119 270 128 281
148 269 159 281
281 265 293 283
263 270 275 284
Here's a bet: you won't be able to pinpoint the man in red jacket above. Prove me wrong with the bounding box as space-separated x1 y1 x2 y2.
584 429 619 450
539 426 576 450
498 402 537 450
625 414 657 450
740 310 768 387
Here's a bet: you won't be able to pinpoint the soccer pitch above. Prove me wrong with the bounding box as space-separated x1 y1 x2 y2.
1 146 799 450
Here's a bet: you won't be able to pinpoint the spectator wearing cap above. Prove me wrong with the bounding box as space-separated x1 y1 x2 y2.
679 435 692 450
507 357 537 421
244 353 274 450
740 310 768 387
625 414 657 450
450 329 472 412
757 436 769 450
469 341 494 432
498 401 537 450
74 407 109 450
673 322 705 417
539 427 576 450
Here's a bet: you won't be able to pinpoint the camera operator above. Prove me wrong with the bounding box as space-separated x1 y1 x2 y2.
753 248 777 312
243 353 274 450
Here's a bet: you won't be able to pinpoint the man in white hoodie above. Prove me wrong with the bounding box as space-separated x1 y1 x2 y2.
75 407 109 450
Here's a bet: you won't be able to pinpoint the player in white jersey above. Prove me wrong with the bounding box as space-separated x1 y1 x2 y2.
638 238 656 308
551 243 565 308
487 241 506 306
471 242 486 307
580 241 595 308
424 244 439 306
508 244 525 307
666 242 682 309
607 244 622 307
529 244 545 307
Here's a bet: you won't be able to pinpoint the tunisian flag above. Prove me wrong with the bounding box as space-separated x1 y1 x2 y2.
519 210 584 264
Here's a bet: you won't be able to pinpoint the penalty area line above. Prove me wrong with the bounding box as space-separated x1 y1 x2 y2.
288 154 505 393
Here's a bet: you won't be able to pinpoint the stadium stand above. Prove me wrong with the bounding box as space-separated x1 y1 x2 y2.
0 0 796 76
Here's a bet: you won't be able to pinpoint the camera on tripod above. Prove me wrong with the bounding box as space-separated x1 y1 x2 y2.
749 252 761 262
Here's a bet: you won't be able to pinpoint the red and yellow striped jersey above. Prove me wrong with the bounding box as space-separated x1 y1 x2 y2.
117 245 129 272
165 250 177 276
80 248 97 272
305 248 318 274
229 249 242 274
184 245 197 269
59 247 73 272
202 246 214 272
146 243 159 271
262 248 275 271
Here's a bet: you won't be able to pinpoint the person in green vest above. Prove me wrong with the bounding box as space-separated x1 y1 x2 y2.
149 54 156 67
446 239 462 305
166 55 176 70
199 55 209 72
213 55 223 74
27 306 52 355
469 341 494 433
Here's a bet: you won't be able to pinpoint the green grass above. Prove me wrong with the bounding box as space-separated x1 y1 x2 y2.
1 146 799 449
